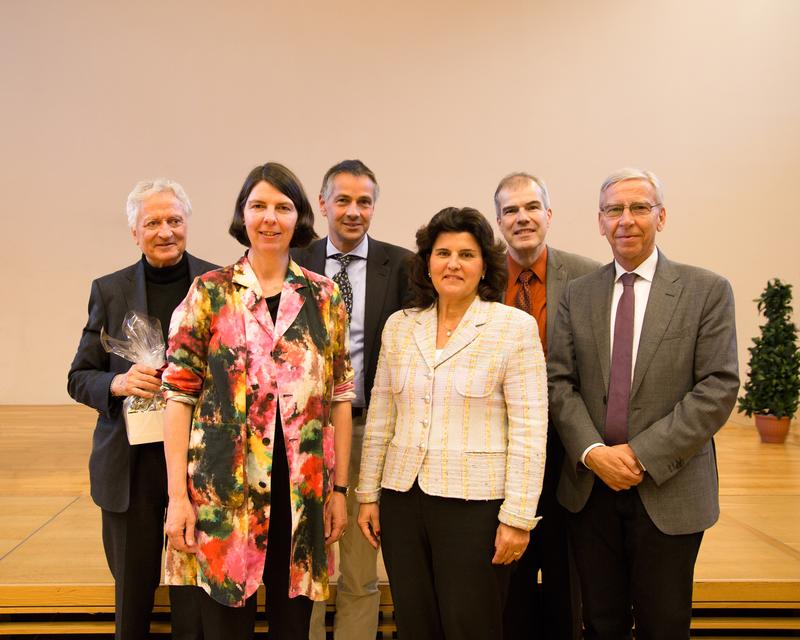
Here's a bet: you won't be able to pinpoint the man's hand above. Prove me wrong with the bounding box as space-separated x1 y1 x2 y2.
112 363 161 398
357 502 381 549
491 523 530 565
165 494 199 553
324 492 347 545
585 444 643 491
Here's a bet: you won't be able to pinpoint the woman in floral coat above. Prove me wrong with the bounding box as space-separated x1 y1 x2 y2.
162 162 354 638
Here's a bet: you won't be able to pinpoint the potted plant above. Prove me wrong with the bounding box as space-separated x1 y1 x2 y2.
738 278 800 443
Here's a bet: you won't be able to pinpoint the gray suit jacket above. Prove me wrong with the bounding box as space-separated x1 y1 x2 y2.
547 251 739 535
67 253 218 512
544 246 601 354
292 236 412 408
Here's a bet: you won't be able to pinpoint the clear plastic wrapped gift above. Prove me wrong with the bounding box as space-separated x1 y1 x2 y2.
101 311 166 445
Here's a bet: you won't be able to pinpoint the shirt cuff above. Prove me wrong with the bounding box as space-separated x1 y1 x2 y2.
355 487 381 503
581 442 605 467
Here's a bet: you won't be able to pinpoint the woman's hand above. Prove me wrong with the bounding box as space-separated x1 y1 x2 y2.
112 363 161 398
324 492 348 545
491 522 529 565
165 494 199 553
357 502 381 549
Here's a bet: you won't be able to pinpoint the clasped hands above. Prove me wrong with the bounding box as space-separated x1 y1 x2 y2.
585 444 644 491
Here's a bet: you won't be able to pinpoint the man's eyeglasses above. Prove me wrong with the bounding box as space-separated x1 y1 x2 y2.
600 202 661 218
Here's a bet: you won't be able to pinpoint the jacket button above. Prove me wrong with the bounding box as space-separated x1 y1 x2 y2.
266 393 274 401
262 437 271 445
424 395 431 403
259 481 267 488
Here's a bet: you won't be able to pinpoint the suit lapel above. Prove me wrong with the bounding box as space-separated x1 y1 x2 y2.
309 239 327 274
545 247 566 354
630 254 682 399
274 261 307 338
123 259 148 315
412 306 438 370
591 264 616 390
364 237 390 371
434 298 488 368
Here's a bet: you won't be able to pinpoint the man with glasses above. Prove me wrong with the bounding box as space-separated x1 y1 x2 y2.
494 172 598 640
548 168 739 639
293 159 411 640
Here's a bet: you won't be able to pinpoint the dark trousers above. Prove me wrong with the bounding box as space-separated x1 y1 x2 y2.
170 411 313 639
101 443 171 640
504 436 582 640
569 481 703 640
380 482 513 640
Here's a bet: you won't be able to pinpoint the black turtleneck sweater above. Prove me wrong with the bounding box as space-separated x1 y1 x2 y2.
142 254 191 345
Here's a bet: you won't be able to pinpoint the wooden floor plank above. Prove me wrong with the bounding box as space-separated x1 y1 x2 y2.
0 406 798 619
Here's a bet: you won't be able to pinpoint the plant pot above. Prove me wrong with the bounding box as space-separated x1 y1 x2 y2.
754 414 791 444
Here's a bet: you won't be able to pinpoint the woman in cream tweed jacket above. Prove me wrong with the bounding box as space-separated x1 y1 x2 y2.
356 207 547 639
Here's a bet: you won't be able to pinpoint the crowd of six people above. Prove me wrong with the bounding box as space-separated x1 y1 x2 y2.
68 160 740 640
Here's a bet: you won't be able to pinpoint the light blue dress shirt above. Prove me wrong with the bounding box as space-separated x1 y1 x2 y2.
325 235 368 408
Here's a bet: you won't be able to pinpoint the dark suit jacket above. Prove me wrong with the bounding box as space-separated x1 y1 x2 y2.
67 253 218 512
292 236 412 408
548 251 739 535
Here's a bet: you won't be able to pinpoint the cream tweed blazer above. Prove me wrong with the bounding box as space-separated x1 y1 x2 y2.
356 297 547 530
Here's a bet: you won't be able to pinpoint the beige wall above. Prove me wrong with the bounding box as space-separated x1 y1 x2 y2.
1 0 798 410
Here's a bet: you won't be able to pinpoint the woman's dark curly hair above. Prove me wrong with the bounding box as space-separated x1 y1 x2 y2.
406 206 507 309
229 162 318 248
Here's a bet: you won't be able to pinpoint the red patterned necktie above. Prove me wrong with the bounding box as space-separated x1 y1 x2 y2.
515 269 534 315
604 272 636 445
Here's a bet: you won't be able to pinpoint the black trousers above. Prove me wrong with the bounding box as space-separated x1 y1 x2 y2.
101 442 191 640
504 435 582 640
569 481 703 640
380 482 513 640
170 411 313 639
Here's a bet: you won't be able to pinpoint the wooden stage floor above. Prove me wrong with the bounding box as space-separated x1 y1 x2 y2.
1 405 799 637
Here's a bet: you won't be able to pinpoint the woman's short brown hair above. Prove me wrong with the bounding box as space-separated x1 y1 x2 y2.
229 162 317 248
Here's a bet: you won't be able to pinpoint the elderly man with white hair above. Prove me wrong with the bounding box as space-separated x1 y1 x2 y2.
68 179 217 640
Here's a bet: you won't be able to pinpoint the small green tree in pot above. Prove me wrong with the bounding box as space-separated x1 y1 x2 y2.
738 278 800 443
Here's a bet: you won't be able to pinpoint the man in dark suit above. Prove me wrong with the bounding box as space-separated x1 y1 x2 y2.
293 159 411 640
548 168 739 639
495 172 598 640
68 179 217 640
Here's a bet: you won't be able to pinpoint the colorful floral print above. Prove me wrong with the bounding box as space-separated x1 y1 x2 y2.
162 256 354 607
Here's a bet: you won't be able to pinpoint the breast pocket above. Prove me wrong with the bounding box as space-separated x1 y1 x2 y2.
455 367 500 398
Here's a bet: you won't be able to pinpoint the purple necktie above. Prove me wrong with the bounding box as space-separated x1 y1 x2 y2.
605 272 636 445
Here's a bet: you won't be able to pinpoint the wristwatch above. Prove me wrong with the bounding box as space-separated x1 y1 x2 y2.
333 484 349 496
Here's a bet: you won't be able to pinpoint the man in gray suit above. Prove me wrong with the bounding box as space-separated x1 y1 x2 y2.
548 168 739 639
292 159 412 640
495 172 598 640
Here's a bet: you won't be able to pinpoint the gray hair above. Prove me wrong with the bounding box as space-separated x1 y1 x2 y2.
493 172 551 215
125 178 192 228
320 159 380 202
599 168 664 208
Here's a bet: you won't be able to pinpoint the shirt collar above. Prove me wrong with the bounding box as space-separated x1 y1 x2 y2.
326 234 369 260
614 247 659 283
507 245 548 283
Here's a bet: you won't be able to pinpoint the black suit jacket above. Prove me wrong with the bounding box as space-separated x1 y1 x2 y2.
67 253 218 512
292 236 412 407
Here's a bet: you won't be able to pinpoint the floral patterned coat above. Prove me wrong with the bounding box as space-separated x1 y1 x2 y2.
162 256 354 607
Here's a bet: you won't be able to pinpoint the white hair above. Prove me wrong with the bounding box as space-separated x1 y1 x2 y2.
125 178 192 229
599 168 664 208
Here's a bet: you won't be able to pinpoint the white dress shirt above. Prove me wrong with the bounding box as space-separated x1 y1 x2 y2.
581 248 659 465
325 235 368 408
